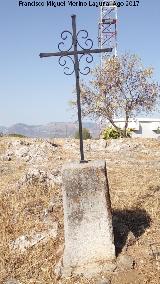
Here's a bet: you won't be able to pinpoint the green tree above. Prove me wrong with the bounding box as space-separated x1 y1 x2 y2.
74 128 92 140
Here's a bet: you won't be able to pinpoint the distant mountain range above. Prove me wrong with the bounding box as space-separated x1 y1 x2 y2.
0 122 101 138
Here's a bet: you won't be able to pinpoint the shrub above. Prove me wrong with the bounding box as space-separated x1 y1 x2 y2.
7 133 27 138
102 127 133 140
102 127 121 140
74 128 92 140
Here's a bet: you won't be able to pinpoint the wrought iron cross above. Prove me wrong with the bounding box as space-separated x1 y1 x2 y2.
39 15 112 162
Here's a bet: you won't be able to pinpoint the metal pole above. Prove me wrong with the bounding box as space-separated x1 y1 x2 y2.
72 14 85 162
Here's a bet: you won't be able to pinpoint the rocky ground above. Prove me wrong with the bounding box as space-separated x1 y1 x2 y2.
0 137 160 284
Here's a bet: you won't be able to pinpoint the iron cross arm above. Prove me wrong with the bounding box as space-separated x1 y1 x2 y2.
39 48 112 58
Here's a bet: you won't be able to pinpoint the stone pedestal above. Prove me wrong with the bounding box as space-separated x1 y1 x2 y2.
61 160 115 277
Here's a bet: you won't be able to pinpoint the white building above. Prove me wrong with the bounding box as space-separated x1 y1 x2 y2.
111 118 160 138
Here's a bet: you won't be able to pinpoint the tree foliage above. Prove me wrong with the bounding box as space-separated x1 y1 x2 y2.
74 128 92 140
78 53 160 137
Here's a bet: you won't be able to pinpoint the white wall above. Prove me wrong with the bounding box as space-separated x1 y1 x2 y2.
132 122 159 138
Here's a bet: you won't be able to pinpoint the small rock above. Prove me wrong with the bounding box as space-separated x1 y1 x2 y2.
101 262 117 273
126 231 136 247
97 279 111 284
54 257 63 279
10 222 58 253
117 254 135 270
5 279 20 284
56 244 64 256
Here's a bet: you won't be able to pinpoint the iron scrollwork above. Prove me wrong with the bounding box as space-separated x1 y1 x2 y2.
76 30 93 50
78 53 93 75
77 29 94 75
58 56 74 76
58 30 73 52
57 29 94 76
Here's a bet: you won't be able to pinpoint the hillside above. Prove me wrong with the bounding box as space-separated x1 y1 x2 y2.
0 137 160 284
0 122 100 138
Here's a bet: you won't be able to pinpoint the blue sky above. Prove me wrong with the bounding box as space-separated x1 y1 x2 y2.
0 0 160 126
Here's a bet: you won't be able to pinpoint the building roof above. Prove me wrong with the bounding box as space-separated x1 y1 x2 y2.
113 118 160 122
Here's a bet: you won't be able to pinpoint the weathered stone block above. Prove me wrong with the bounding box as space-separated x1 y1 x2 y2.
61 160 115 277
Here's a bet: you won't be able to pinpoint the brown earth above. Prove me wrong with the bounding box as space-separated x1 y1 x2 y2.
0 137 160 284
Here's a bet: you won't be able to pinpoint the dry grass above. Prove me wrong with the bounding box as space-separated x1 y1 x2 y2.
0 183 64 284
0 137 160 284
